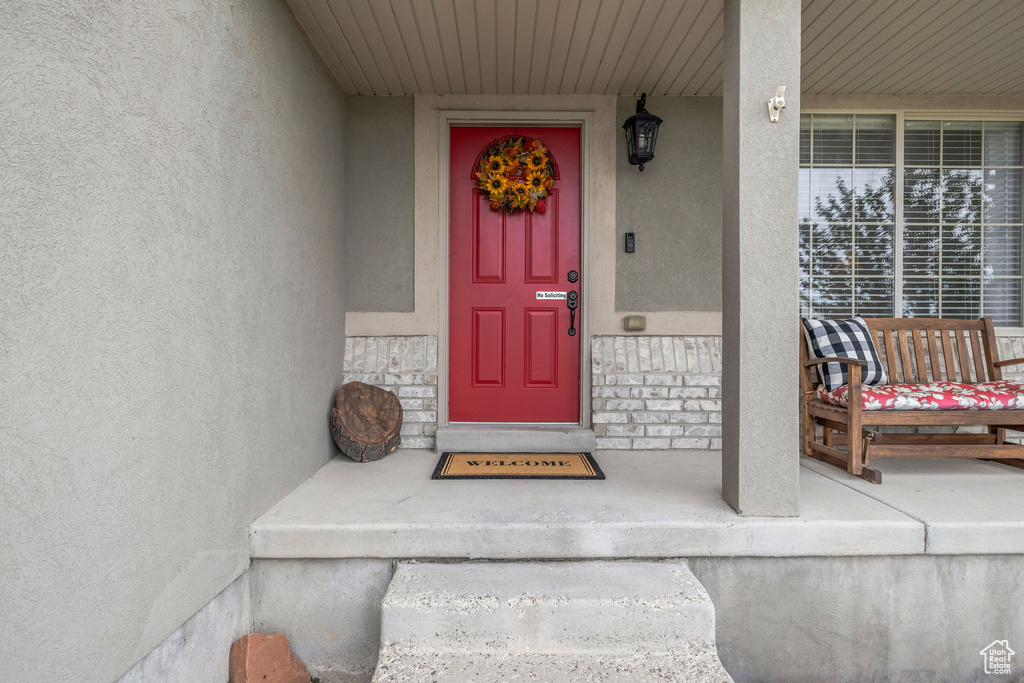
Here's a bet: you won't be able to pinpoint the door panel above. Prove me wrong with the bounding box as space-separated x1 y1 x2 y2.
471 308 505 387
449 126 581 423
473 196 505 283
525 191 559 283
524 309 558 388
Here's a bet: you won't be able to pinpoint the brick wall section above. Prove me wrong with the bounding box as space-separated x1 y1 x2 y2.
996 336 1024 383
343 336 438 449
998 337 1024 442
591 336 723 450
341 333 1024 452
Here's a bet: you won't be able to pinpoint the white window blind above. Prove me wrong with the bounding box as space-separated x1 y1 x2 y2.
800 115 1023 326
800 114 896 318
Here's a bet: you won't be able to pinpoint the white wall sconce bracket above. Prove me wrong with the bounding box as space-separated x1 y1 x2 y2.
767 86 786 123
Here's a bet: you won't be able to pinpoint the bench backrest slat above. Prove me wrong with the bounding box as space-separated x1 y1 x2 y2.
800 317 1002 390
926 329 942 380
982 318 1002 382
882 329 899 380
911 331 927 380
970 331 986 380
939 330 957 381
955 330 973 382
898 330 914 383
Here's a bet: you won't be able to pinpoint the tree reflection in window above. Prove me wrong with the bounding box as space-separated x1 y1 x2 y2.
800 114 896 318
800 116 1023 326
903 121 1022 326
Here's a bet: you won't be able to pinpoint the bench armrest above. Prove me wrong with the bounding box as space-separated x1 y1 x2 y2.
994 357 1024 368
802 356 865 416
802 357 868 368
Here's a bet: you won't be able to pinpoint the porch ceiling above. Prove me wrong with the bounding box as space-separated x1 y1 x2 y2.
288 0 1024 98
802 0 1024 96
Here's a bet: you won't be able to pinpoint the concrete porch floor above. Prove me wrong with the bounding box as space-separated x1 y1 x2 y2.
250 450 1024 559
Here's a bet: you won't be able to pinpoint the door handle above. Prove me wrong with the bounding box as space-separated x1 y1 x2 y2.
567 291 578 336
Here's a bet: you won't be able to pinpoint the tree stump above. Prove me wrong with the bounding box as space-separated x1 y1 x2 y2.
330 381 403 462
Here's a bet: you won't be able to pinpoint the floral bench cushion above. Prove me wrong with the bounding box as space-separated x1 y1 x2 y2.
815 381 1024 411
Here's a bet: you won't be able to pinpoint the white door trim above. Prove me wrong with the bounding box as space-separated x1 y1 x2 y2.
438 110 594 428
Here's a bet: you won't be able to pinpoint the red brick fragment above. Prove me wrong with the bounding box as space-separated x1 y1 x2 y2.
229 633 310 683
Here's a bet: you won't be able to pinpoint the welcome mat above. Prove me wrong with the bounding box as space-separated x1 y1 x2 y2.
431 452 605 480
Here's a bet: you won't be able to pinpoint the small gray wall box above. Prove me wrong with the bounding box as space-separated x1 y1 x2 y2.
623 315 647 332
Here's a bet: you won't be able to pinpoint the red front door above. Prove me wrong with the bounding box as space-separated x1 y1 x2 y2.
449 126 581 423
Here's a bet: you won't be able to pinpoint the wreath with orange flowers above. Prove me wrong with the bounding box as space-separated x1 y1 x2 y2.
475 137 555 213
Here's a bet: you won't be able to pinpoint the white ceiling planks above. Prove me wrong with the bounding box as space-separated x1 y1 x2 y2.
289 0 1024 97
512 0 538 93
660 1 722 96
543 0 580 93
473 0 498 93
290 0 360 92
289 0 732 95
801 0 1024 96
528 0 559 93
597 0 664 95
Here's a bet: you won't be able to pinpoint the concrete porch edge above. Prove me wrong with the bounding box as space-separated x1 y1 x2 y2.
250 450 1024 560
250 450 927 559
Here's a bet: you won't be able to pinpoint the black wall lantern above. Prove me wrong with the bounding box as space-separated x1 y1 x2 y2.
623 93 662 171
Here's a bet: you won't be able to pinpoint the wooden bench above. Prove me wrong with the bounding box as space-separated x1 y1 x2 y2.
800 317 1024 483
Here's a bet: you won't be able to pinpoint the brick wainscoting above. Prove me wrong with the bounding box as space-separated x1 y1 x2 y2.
991 336 1024 444
996 337 1024 383
341 334 1024 452
342 334 725 452
591 336 723 450
343 336 438 449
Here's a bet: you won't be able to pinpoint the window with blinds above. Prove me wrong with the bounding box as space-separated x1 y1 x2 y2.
800 115 896 318
800 115 1024 327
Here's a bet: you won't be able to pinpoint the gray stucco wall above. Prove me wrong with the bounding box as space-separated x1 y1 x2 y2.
343 96 724 315
345 96 416 312
616 96 723 312
252 559 395 683
247 555 1024 683
117 572 251 683
0 2 346 680
690 555 1024 683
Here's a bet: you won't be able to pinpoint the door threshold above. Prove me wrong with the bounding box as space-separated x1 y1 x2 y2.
447 422 582 428
435 425 596 454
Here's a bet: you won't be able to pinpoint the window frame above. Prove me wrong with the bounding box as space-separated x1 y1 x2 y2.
802 107 1024 335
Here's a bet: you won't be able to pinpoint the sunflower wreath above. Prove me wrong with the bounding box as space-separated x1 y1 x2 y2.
475 137 555 213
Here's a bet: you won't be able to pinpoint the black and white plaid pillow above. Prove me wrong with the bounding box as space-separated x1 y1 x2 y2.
801 316 887 391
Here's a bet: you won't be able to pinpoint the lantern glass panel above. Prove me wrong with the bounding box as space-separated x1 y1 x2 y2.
638 121 657 154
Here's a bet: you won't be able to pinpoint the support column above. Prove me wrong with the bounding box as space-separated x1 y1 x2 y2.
722 0 801 516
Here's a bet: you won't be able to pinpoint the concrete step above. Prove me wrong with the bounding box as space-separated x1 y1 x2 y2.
372 648 733 682
378 561 717 652
371 560 733 682
435 426 595 454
